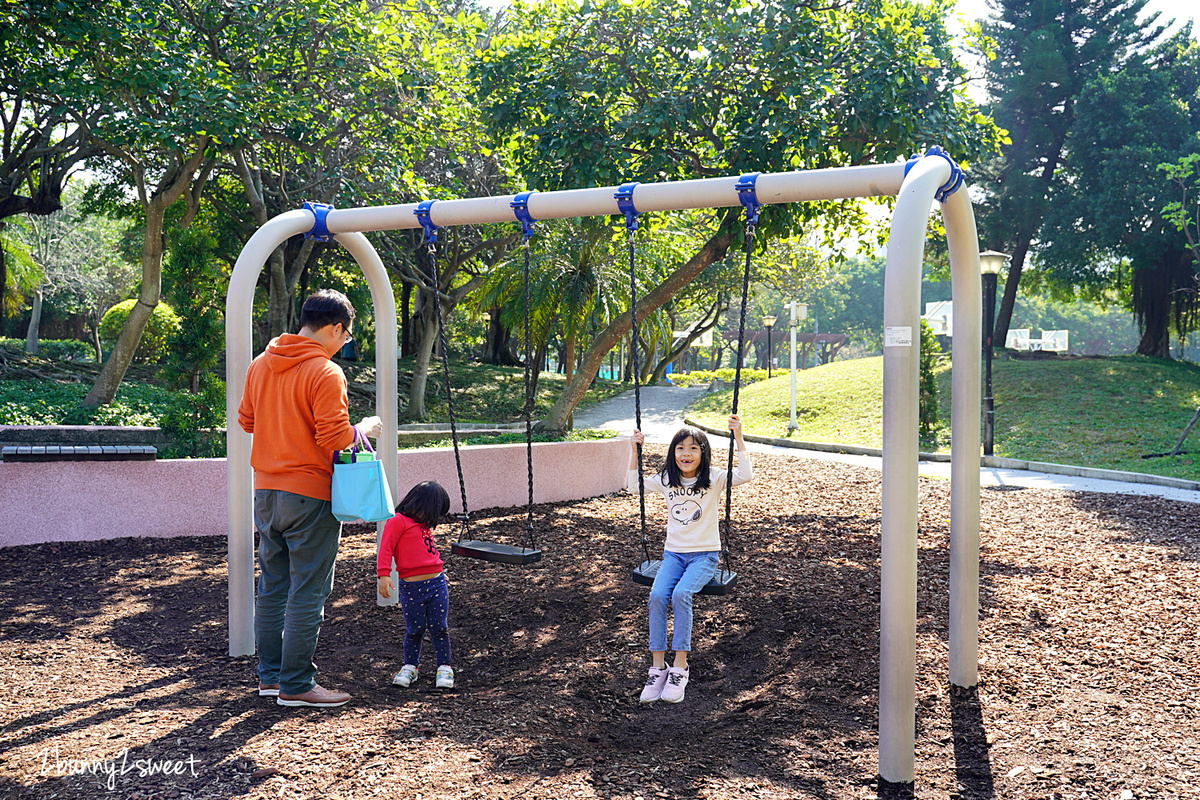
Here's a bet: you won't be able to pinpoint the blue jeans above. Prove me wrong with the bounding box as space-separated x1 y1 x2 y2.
254 490 342 695
648 550 719 653
398 574 452 667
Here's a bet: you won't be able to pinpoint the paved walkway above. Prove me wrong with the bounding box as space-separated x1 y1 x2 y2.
576 386 1200 504
573 385 708 443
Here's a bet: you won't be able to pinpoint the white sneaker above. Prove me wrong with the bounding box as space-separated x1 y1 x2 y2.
639 666 668 703
660 667 689 703
435 665 455 689
392 665 419 687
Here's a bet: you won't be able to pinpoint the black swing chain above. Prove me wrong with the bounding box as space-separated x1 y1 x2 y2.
521 236 537 552
627 225 652 567
720 211 756 573
426 239 471 540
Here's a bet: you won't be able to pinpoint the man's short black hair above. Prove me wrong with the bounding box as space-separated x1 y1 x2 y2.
299 289 355 332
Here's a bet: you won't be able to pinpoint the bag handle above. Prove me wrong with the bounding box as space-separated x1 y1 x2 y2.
335 428 376 467
350 426 375 455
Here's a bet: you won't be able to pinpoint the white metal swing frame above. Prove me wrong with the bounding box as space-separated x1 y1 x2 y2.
225 151 983 784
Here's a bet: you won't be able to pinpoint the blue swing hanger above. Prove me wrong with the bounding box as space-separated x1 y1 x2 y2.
510 191 538 239
414 199 439 251
615 182 640 233
735 171 761 229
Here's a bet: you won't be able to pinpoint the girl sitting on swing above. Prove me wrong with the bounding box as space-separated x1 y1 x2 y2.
628 414 753 704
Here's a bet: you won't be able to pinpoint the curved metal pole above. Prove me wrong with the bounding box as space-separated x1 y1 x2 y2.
225 212 311 657
225 213 398 655
879 156 950 784
943 188 982 688
336 233 399 608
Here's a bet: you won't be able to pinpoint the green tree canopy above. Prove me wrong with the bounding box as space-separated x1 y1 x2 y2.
972 0 1162 345
1038 34 1200 357
476 0 1002 431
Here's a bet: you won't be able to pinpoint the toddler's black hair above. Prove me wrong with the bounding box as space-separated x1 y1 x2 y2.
396 480 451 528
659 426 712 490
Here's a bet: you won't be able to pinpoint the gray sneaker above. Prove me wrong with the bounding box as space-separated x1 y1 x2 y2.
639 666 668 703
660 667 689 703
392 665 419 688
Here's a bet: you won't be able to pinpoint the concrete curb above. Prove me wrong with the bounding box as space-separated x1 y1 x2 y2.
682 416 1200 493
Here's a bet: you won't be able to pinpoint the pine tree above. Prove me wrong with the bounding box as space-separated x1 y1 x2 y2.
973 0 1162 345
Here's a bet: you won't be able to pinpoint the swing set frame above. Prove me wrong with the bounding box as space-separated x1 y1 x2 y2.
225 149 982 784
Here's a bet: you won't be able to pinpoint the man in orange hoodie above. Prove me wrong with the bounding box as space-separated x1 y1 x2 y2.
238 289 382 708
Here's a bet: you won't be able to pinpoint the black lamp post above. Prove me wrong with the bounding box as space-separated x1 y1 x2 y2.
979 250 1008 457
762 315 776 378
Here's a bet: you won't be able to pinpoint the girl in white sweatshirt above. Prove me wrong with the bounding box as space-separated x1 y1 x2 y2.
628 415 753 703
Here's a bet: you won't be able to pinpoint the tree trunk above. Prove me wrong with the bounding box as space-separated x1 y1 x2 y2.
82 198 170 406
400 281 413 358
407 299 438 420
0 221 7 321
91 316 102 363
993 238 1031 350
1132 250 1193 359
562 329 575 383
24 285 43 354
529 338 549 412
536 220 735 433
83 141 209 407
482 307 521 365
1133 263 1173 358
648 304 721 384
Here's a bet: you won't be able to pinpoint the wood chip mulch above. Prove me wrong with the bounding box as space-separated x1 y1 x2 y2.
0 447 1197 800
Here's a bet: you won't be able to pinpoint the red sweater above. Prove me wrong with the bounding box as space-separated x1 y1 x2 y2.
237 334 357 500
377 514 444 579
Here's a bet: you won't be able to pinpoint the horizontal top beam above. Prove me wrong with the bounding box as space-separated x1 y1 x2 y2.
323 162 909 234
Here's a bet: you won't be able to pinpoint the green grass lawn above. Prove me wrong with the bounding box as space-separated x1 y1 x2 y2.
688 353 1200 481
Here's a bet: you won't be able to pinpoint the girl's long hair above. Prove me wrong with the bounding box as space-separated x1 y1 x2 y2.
658 426 712 490
396 481 451 528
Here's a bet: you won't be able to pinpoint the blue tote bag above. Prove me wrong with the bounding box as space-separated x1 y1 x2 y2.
331 431 394 523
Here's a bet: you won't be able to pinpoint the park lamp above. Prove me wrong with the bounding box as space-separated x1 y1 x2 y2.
787 304 807 432
978 250 1008 456
979 250 1007 276
762 315 776 378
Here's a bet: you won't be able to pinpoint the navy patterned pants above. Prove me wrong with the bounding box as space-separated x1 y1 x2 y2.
398 573 451 667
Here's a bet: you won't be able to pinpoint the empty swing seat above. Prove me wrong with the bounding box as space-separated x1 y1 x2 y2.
631 560 738 596
452 540 543 565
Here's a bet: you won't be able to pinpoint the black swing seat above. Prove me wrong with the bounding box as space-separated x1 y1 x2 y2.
452 540 543 565
631 560 738 596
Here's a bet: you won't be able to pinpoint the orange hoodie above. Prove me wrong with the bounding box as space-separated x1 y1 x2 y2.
238 333 358 500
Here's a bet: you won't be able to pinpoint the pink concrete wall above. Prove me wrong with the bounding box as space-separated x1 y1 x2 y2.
0 437 628 548
398 438 629 514
0 458 229 547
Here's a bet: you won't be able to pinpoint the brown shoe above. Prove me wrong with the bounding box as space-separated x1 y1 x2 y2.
258 684 280 697
276 683 350 708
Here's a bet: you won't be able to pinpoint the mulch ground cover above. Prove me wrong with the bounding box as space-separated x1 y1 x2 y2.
0 446 1197 800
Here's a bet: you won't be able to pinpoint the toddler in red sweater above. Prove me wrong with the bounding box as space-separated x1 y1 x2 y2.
377 481 455 690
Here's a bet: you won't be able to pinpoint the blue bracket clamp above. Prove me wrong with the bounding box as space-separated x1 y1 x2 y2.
904 146 965 203
615 182 640 232
302 201 335 242
735 172 761 226
414 200 438 245
511 191 538 238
